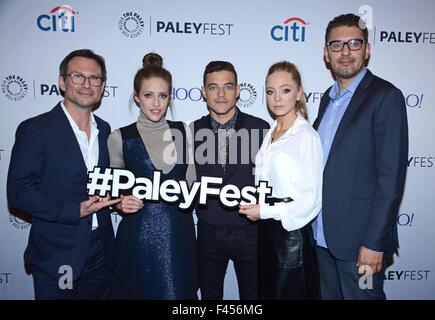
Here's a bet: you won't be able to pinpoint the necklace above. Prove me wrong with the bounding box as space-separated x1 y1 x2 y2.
271 116 297 142
271 127 286 142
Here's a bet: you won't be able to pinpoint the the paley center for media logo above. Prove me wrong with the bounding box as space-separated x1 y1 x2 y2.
9 214 31 230
37 5 77 32
1 75 28 101
271 17 308 42
118 11 145 38
237 83 257 108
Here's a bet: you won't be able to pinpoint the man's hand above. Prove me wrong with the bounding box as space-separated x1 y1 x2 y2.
239 204 260 221
357 246 384 275
80 195 121 218
115 195 143 214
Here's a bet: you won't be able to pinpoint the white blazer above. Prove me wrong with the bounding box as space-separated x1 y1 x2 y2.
255 114 323 231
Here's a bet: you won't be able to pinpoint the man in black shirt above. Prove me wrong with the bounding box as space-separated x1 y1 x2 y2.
192 61 269 300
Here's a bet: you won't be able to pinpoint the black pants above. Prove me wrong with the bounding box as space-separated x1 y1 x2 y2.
197 221 257 300
32 228 113 300
258 219 320 300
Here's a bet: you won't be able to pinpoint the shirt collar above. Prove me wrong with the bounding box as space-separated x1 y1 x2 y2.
61 101 97 133
210 107 238 131
329 67 367 100
270 113 307 140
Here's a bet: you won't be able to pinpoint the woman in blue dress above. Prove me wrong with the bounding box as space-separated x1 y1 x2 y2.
108 53 198 299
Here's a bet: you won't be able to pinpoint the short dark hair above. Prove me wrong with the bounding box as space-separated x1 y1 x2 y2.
203 61 238 86
59 49 107 81
325 13 368 44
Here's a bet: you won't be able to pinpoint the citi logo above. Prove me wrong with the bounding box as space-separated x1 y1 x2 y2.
271 17 307 42
37 5 77 32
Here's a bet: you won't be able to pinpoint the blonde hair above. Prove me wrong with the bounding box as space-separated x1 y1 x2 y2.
266 61 308 120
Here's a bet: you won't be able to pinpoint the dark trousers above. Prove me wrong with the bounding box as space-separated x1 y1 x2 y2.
32 228 113 300
197 221 257 300
315 245 388 300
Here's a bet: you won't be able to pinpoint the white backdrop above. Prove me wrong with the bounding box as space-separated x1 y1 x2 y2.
1 0 434 300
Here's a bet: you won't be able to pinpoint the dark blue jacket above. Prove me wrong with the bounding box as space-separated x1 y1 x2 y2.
7 103 115 280
313 70 408 260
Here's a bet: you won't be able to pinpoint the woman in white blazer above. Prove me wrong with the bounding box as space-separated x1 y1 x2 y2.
239 61 323 299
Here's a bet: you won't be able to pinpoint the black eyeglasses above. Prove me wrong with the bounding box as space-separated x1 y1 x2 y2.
326 39 366 52
66 73 104 87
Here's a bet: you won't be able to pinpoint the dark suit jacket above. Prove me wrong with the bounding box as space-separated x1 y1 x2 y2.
193 109 270 231
7 103 115 280
313 69 408 261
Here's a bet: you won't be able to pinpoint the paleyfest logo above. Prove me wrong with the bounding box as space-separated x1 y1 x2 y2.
87 168 273 209
1 75 28 101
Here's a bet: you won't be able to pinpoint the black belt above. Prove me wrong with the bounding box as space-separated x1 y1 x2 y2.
265 197 293 206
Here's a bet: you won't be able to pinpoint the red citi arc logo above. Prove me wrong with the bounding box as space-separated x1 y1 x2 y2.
271 17 307 42
37 5 77 32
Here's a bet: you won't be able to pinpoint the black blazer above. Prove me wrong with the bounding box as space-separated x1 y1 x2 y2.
7 103 115 280
313 69 408 260
193 109 270 230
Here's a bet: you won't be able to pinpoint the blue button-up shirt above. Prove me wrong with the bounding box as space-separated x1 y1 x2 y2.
313 68 367 248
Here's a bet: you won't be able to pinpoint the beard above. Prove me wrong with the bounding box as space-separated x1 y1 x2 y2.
335 67 361 79
331 54 366 80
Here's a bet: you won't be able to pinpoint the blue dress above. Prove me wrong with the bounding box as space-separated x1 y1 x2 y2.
111 121 198 299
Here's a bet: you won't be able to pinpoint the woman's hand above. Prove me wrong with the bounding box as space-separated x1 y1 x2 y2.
116 195 143 214
239 204 260 221
80 195 121 218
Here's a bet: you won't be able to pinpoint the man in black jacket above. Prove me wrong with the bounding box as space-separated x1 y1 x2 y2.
192 61 269 300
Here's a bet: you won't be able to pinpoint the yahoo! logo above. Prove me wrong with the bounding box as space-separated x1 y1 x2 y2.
172 87 203 102
405 93 424 109
37 5 77 32
397 213 415 227
271 17 307 42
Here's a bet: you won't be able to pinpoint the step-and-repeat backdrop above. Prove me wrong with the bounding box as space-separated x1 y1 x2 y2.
1 0 434 299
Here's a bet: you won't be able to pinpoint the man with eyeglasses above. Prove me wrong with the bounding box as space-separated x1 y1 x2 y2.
312 13 408 299
7 49 120 299
189 61 269 299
